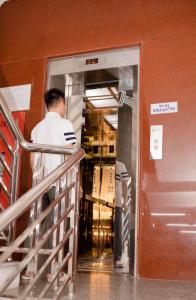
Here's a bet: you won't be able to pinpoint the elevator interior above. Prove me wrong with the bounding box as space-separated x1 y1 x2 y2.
78 74 118 271
47 49 139 275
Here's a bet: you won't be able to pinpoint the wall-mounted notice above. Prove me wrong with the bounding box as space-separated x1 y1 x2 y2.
151 102 178 115
150 125 163 160
0 84 31 112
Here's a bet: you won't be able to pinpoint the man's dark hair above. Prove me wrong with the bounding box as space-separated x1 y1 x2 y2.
44 88 65 109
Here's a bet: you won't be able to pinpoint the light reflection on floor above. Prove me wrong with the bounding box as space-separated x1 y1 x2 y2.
78 251 130 274
3 272 196 300
2 251 130 299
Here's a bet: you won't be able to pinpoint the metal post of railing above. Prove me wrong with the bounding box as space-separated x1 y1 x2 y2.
8 138 20 245
26 152 44 276
10 140 20 205
0 92 24 143
58 173 67 265
34 154 44 274
67 166 77 294
0 150 85 299
51 179 61 288
73 164 80 276
0 91 85 298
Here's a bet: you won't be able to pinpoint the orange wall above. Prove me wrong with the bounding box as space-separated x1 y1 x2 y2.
1 0 196 281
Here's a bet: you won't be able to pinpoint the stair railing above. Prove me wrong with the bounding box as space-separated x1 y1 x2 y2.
0 91 85 299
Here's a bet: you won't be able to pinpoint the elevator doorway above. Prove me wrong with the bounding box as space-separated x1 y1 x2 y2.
47 48 140 276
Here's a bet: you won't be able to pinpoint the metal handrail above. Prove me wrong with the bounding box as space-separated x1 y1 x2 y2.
0 90 85 299
0 90 79 246
0 91 24 143
85 194 115 209
0 148 84 233
0 131 13 155
0 151 84 298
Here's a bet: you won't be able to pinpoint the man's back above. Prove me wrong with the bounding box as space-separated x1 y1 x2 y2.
31 112 76 176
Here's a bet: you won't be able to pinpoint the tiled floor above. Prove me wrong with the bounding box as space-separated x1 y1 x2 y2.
61 272 196 300
3 271 196 299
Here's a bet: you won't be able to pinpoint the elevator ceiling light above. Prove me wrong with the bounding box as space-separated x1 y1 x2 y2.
86 87 119 109
90 99 118 108
88 96 114 100
86 87 118 98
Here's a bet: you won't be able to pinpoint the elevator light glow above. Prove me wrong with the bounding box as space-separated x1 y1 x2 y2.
86 58 99 65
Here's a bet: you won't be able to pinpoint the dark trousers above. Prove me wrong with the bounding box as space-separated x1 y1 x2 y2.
40 186 70 274
24 186 56 275
114 207 122 262
39 186 56 274
41 186 56 248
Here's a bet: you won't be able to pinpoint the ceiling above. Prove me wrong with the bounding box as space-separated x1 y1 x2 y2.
84 67 133 130
85 87 119 130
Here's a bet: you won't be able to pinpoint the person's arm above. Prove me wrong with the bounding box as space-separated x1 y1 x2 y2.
64 122 83 198
63 121 77 146
30 130 36 172
63 120 77 159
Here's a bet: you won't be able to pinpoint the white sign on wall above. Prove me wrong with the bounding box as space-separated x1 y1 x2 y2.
150 125 163 160
151 102 178 115
0 84 31 112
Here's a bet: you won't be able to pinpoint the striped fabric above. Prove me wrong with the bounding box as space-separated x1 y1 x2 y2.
115 171 129 181
64 131 77 144
115 161 129 207
115 174 121 181
121 171 129 179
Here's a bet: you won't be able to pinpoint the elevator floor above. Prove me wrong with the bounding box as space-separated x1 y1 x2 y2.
78 249 130 274
78 256 114 272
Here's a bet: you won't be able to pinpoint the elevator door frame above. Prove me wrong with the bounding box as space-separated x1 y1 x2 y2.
47 47 140 277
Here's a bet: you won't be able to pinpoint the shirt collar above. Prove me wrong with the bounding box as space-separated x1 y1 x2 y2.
45 112 61 118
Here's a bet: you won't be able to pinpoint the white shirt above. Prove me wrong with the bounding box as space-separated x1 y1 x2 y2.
31 112 76 176
115 161 129 207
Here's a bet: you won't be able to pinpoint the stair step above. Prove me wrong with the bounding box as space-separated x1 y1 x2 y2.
0 262 20 290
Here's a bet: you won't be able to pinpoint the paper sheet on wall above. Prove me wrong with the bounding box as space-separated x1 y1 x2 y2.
150 125 163 160
151 102 178 115
92 166 101 199
100 165 115 202
0 84 31 112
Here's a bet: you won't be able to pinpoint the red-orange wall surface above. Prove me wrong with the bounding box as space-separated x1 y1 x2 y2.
1 0 196 281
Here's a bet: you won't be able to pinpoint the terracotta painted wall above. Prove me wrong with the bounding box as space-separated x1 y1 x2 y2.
1 0 196 281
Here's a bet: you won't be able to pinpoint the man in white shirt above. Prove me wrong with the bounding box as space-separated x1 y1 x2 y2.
31 87 77 229
31 88 76 175
23 88 77 281
114 160 129 267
